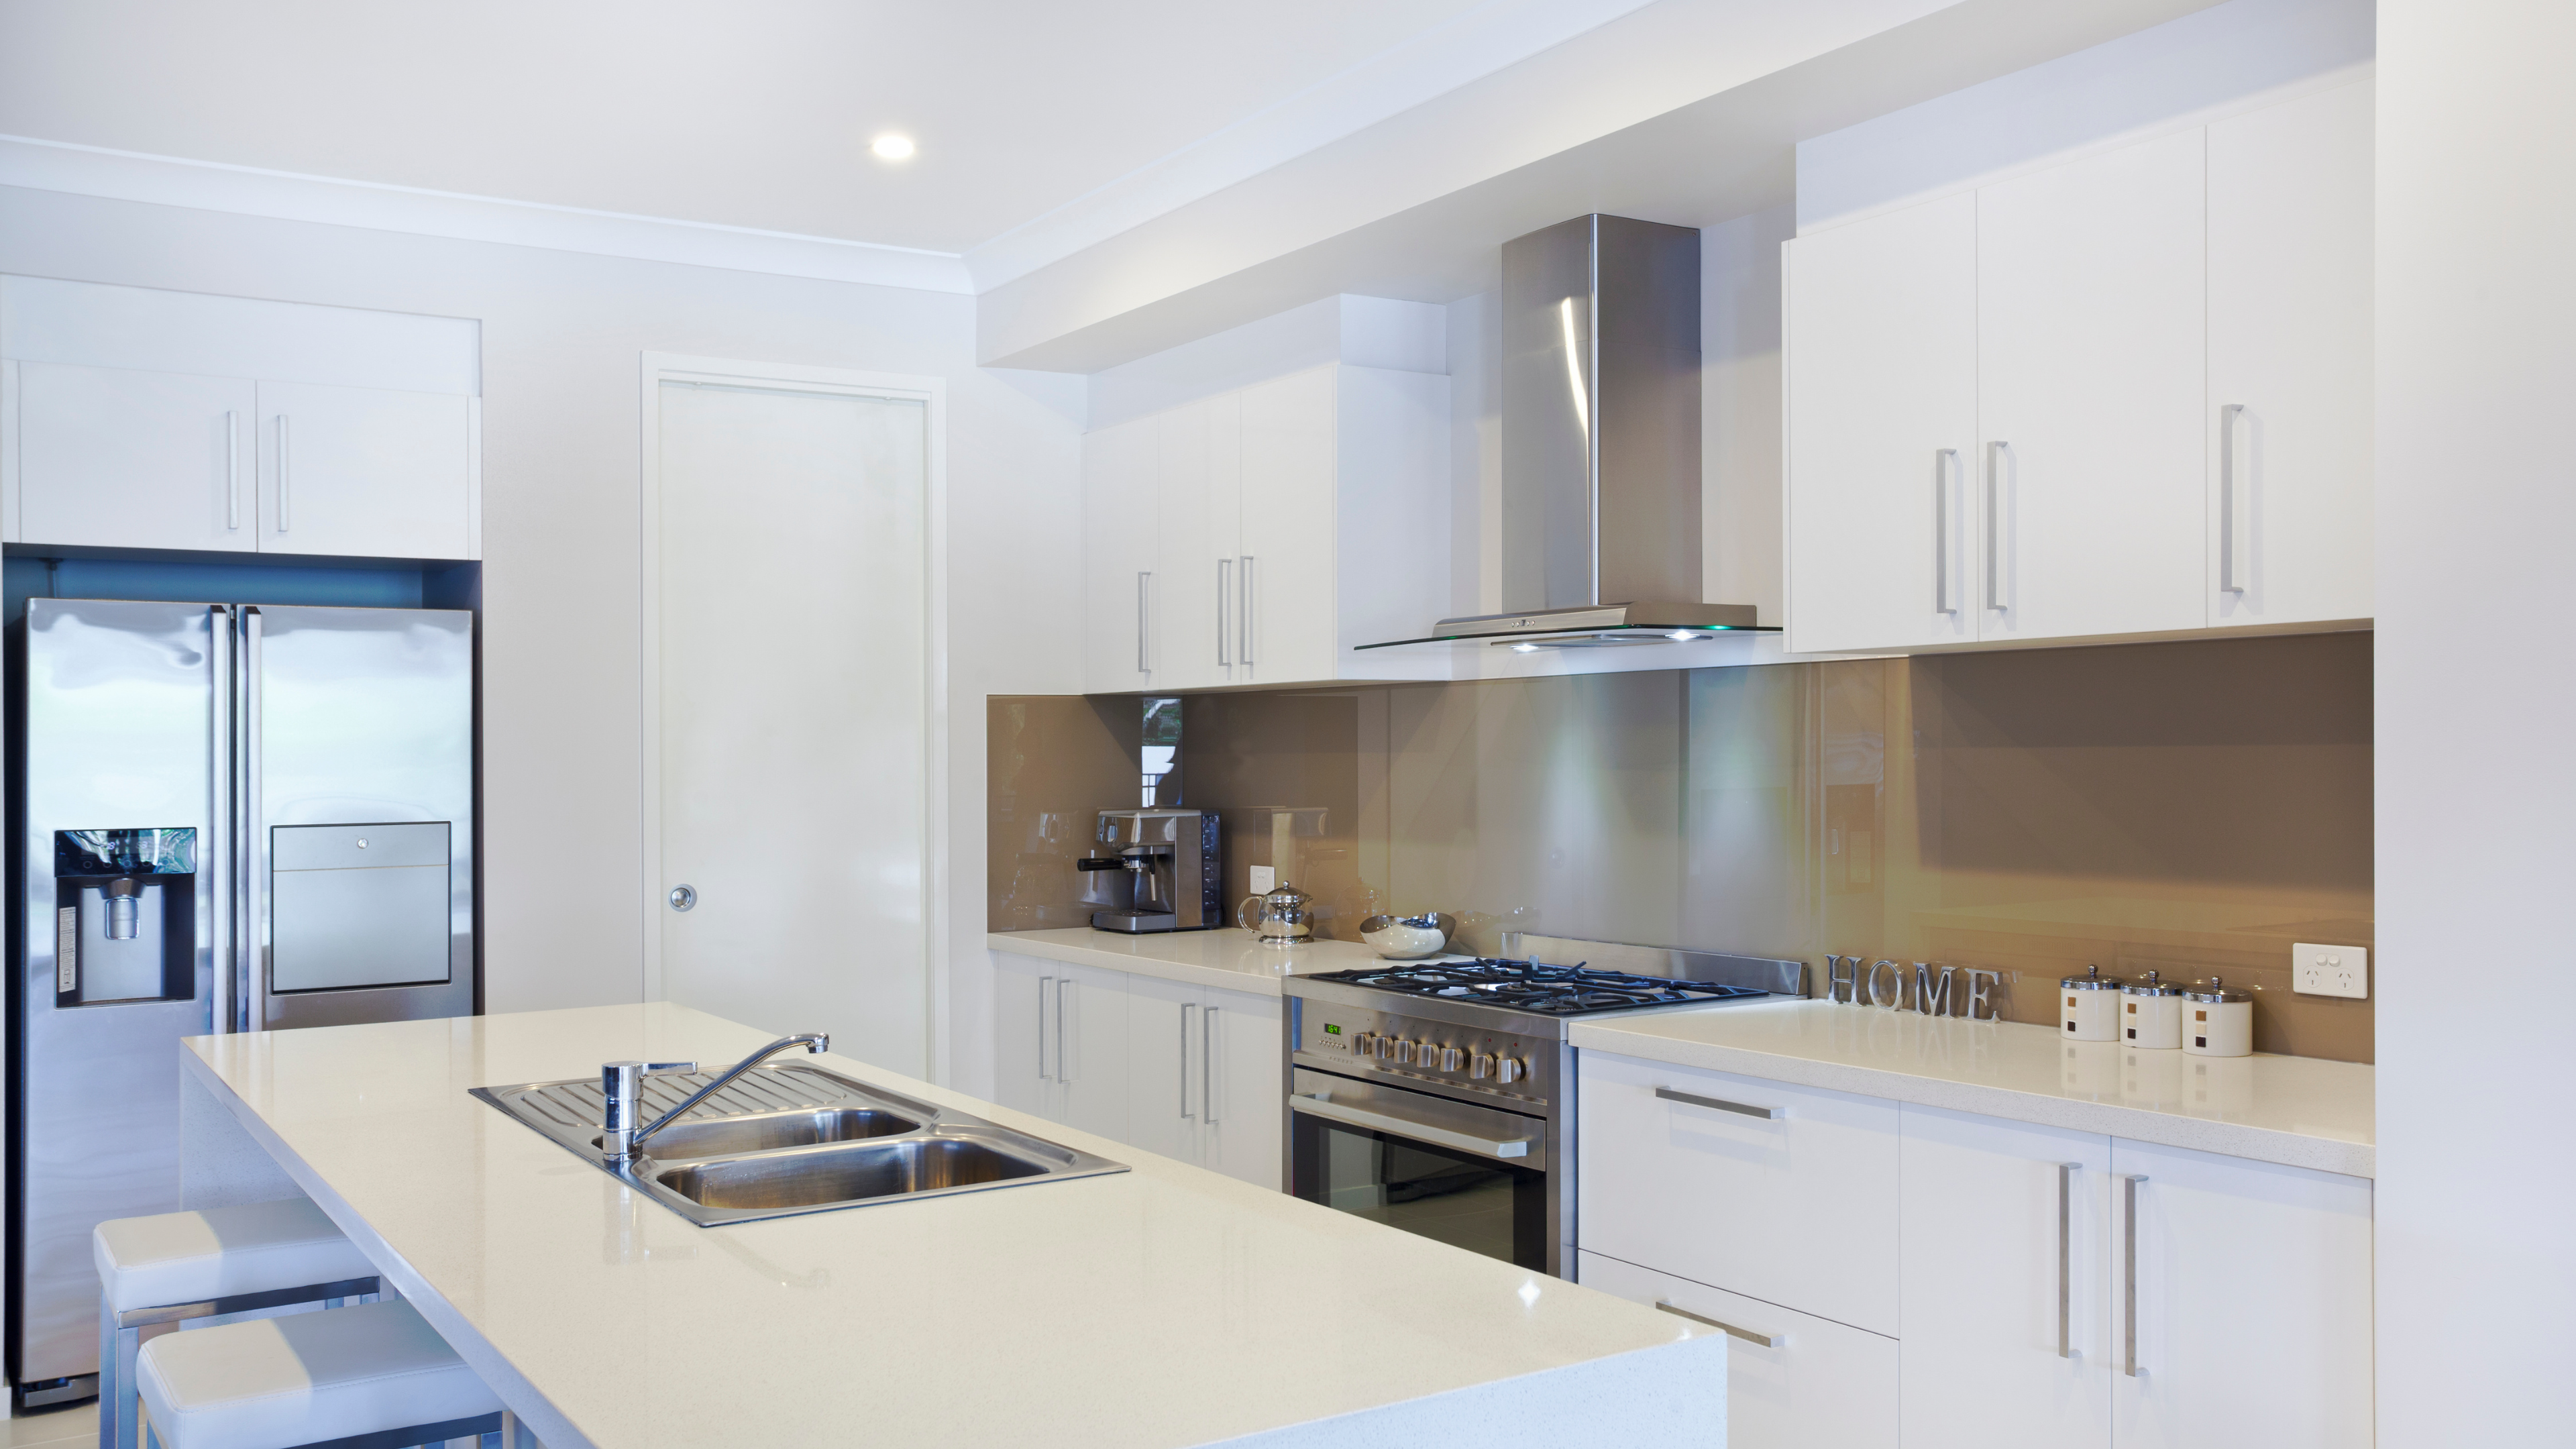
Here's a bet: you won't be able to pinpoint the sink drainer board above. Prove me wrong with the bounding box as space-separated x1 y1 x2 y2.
472 1063 1127 1226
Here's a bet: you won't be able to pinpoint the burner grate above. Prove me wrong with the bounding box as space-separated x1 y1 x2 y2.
1312 957 1770 1016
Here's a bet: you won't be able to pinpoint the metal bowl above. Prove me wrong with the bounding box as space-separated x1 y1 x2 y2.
1358 912 1457 961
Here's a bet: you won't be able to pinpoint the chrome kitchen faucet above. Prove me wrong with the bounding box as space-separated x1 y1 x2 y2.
599 1032 830 1161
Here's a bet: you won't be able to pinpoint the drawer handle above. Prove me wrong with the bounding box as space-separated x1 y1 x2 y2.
1654 1299 1781 1348
1656 1086 1782 1120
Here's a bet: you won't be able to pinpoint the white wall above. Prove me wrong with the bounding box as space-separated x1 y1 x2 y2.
2375 1 2576 1440
0 185 1085 1076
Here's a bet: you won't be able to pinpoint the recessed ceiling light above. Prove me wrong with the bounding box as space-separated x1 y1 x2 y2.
871 133 916 161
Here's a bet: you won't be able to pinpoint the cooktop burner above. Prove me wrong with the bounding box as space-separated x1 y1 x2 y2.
1307 958 1771 1017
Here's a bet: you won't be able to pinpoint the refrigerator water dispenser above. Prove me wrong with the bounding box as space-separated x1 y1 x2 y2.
51 829 197 1006
269 822 452 992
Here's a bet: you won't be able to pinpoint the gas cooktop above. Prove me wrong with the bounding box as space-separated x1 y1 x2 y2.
1303 958 1772 1017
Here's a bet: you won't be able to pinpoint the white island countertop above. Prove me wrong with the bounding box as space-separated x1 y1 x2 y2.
181 1003 1721 1449
1573 1000 2375 1179
987 925 1399 995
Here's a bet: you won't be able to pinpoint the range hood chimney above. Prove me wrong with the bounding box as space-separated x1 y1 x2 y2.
1360 213 1771 652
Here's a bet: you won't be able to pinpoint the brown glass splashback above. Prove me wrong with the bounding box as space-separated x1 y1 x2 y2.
989 631 2372 1062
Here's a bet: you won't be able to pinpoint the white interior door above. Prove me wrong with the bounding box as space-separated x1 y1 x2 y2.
655 377 928 1073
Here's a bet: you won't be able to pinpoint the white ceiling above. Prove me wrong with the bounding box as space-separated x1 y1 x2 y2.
0 0 1591 257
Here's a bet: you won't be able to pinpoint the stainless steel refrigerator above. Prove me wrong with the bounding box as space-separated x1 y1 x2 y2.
7 598 473 1407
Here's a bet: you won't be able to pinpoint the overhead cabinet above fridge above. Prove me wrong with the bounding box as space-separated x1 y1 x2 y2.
0 276 480 562
1082 361 1452 694
1782 78 2373 655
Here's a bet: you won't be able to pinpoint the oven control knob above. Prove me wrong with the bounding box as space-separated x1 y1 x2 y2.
1435 1045 1464 1071
1352 1032 1376 1057
1393 1039 1416 1065
1469 1052 1495 1079
1497 1056 1526 1085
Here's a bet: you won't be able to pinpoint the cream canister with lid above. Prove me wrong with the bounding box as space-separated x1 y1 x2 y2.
2059 965 2126 1042
2182 977 2254 1057
2121 970 2185 1049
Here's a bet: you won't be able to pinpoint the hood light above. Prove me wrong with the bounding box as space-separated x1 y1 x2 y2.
1511 643 1540 653
1666 631 1698 641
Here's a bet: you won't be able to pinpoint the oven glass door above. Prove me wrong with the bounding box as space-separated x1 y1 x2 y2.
1288 1073 1549 1271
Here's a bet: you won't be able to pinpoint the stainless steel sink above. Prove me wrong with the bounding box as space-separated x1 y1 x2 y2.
472 1061 1126 1225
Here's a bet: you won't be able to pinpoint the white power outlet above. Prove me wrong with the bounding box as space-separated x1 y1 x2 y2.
2292 943 2368 999
1248 865 1277 895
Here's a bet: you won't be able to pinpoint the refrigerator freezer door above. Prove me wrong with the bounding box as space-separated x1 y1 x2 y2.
270 822 451 991
248 607 472 1029
12 600 219 1392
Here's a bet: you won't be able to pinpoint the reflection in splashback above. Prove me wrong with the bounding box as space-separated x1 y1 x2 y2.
989 633 2373 1061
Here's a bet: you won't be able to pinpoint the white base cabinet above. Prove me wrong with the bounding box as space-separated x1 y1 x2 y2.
1578 1250 1898 1449
1576 1053 2373 1449
991 951 1282 1191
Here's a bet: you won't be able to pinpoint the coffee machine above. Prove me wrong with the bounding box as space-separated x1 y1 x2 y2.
1078 808 1222 933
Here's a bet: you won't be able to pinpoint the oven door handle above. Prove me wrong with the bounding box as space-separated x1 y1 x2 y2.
1289 1092 1533 1161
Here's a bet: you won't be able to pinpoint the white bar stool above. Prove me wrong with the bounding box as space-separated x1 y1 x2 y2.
96 1200 383 1449
136 1298 511 1449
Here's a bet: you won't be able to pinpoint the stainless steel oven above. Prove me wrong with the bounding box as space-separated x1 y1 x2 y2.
1282 943 1804 1279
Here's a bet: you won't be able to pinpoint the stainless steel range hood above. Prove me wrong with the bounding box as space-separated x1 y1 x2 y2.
1359 214 1774 652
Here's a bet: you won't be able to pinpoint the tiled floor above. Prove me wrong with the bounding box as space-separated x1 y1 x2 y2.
0 1403 95 1448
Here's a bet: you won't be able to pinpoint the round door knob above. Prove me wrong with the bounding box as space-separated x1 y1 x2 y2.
1497 1056 1525 1084
667 884 697 912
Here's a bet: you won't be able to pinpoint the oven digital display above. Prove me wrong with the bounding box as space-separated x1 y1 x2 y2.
1323 1023 1341 1034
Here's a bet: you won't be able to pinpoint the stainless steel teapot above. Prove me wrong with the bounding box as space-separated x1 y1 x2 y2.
1236 881 1315 946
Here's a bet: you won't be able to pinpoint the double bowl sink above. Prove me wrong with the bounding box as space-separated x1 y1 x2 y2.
472 1061 1126 1226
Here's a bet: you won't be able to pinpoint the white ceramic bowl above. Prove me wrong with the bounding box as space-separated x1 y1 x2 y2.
1358 912 1458 961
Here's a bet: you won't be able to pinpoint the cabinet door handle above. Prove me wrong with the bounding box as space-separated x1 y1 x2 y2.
276 413 291 533
1653 1300 1780 1348
1655 1085 1782 1120
1984 441 2011 610
1135 572 1150 674
1238 555 1255 665
1037 975 1055 1082
1216 558 1232 667
2122 1173 2149 1377
1179 1002 1196 1118
2220 404 2249 593
225 410 241 529
1203 1006 1220 1125
1058 977 1075 1084
2058 1161 2079 1359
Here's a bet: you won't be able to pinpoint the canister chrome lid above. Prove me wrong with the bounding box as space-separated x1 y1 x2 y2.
2183 974 2252 1004
2060 964 2125 991
2123 969 2184 998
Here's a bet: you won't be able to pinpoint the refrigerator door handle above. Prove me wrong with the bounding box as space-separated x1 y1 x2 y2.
244 607 268 1034
209 606 235 1034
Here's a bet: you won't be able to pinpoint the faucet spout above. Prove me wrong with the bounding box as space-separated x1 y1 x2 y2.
605 1032 830 1161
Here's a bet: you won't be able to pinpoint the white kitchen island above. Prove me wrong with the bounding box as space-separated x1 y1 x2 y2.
176 1003 1721 1448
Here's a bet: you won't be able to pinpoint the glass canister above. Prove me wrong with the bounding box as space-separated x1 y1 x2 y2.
2059 965 2127 1041
2121 969 2185 1049
2182 977 2254 1057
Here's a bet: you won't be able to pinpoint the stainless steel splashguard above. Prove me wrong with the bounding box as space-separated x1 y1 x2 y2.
472 1062 1127 1226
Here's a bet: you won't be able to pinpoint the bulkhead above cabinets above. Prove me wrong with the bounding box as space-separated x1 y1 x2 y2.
0 276 481 563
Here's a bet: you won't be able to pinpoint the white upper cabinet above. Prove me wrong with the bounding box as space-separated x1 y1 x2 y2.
1 277 479 561
1783 83 2372 653
1784 191 1980 654
1978 127 2209 645
1082 362 1450 694
13 362 258 553
1081 414 1159 692
2205 79 2375 629
258 381 474 559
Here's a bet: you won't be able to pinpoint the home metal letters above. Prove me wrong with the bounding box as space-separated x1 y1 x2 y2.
1823 955 2006 1021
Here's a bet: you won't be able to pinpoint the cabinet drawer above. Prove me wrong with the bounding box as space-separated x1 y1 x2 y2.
1577 1250 1896 1449
1577 1051 1899 1334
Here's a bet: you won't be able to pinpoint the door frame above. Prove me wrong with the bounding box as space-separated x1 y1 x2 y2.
636 352 950 1077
